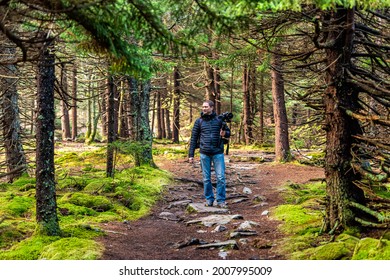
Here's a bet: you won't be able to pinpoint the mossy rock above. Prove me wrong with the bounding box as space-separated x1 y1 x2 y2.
352 238 390 260
39 238 103 260
59 192 113 212
84 180 115 194
290 234 363 260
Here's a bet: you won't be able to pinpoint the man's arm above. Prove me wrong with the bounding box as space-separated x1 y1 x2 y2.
188 119 200 161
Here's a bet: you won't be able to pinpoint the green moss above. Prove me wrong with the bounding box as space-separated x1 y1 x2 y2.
57 202 98 217
60 224 104 239
0 145 173 259
57 176 89 191
0 235 60 260
39 238 103 260
11 175 36 187
272 204 322 234
292 241 352 260
1 195 35 217
59 192 113 212
352 238 390 260
291 234 359 260
83 178 117 193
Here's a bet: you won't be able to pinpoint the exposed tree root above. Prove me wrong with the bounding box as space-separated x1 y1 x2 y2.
349 201 390 228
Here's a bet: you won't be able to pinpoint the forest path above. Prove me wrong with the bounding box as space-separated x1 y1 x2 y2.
98 152 324 260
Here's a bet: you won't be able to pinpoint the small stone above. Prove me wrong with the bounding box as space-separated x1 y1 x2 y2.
243 187 252 194
212 225 228 232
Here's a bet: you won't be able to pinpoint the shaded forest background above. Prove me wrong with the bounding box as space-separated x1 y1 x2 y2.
0 0 389 257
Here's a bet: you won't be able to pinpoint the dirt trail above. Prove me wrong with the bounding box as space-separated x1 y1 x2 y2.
98 154 324 260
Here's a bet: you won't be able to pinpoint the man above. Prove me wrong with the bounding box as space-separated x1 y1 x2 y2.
188 100 230 208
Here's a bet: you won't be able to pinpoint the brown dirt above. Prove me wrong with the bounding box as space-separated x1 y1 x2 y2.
97 152 324 260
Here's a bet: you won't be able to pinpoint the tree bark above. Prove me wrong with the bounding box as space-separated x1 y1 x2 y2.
138 80 155 166
35 36 60 236
106 75 116 177
242 64 253 145
205 62 216 103
258 72 265 144
60 62 71 140
128 77 139 141
323 8 365 232
0 45 27 182
172 66 180 143
71 63 78 140
271 50 290 162
156 91 163 139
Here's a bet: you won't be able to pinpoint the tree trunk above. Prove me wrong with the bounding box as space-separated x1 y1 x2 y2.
85 73 92 142
242 64 253 145
100 78 108 138
271 50 290 162
60 63 71 141
0 46 27 182
118 80 129 138
156 91 163 139
106 75 116 177
214 66 221 115
164 108 172 140
161 106 166 139
71 63 78 140
35 36 60 236
323 8 365 232
258 72 265 144
128 77 139 141
205 62 215 103
138 80 155 166
172 66 180 143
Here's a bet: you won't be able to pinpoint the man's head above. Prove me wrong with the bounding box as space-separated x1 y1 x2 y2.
202 100 214 115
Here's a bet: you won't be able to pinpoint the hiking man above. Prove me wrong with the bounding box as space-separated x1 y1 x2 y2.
188 100 230 208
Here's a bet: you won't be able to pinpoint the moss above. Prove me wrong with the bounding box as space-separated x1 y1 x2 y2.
0 224 25 249
2 195 35 217
83 178 116 193
0 236 60 260
272 204 322 235
352 238 390 260
58 192 113 212
292 241 352 260
57 176 89 191
60 224 104 239
11 175 36 187
57 202 97 217
39 238 103 260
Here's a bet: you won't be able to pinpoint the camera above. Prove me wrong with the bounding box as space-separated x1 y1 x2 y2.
220 112 233 122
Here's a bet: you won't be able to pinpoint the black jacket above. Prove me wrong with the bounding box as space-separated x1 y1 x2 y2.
188 112 231 157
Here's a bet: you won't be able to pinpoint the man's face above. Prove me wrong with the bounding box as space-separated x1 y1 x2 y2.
202 102 213 115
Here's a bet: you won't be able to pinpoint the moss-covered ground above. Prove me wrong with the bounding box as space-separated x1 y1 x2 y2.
271 180 390 260
0 142 173 260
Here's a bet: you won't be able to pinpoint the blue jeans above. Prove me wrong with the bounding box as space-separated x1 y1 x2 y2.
200 153 226 204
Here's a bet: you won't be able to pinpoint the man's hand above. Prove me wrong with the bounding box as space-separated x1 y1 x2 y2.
220 129 226 137
189 157 194 164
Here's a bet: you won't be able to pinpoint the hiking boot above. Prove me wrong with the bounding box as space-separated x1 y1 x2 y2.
217 202 228 208
205 200 214 207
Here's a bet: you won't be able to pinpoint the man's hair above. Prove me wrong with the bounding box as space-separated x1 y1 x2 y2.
204 100 214 107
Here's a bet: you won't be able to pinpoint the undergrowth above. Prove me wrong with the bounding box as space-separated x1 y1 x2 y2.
0 144 171 260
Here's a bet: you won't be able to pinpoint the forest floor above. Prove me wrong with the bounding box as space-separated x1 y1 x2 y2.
97 150 324 260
